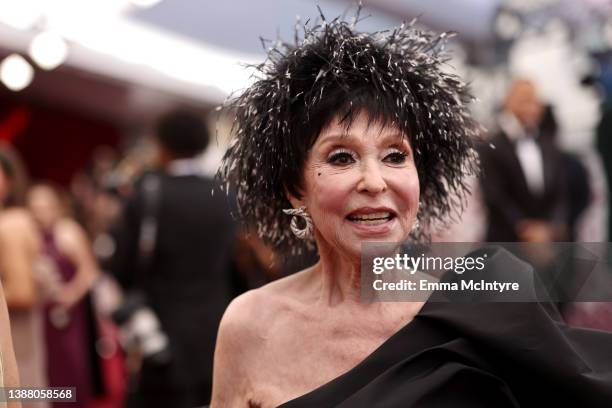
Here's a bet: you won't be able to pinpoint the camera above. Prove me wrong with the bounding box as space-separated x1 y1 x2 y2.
111 291 172 366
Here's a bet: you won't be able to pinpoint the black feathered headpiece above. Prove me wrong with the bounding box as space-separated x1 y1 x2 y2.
219 7 481 255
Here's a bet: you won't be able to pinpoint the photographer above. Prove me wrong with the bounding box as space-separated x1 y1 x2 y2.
108 109 236 407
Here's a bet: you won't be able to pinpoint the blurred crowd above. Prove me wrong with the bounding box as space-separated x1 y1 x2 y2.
0 73 611 407
0 107 320 408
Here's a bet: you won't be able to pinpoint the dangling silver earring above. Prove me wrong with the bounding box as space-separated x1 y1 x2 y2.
282 206 313 240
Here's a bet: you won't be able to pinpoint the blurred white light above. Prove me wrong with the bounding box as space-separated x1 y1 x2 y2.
604 20 612 47
0 0 43 30
507 0 556 13
128 0 162 8
0 54 34 91
29 31 69 70
495 11 523 41
545 18 569 42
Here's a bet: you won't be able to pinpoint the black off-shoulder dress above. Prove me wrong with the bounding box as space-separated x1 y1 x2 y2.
279 247 612 407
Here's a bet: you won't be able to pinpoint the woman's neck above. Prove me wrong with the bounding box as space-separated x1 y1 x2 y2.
313 243 363 307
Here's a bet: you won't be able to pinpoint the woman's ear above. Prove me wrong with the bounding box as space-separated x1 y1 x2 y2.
284 185 305 209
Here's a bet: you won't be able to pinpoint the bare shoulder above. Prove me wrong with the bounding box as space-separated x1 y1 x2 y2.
54 217 84 243
55 218 86 241
211 287 278 406
221 266 315 335
0 208 35 231
216 269 312 358
212 268 314 407
216 289 270 351
0 208 38 246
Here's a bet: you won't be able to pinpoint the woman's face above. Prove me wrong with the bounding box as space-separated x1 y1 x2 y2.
27 185 63 231
292 111 420 261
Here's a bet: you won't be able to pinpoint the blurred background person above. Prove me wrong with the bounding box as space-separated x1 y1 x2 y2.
539 104 592 241
1 280 21 408
26 183 99 408
107 109 237 408
478 78 569 243
70 146 123 241
0 147 48 408
68 151 132 408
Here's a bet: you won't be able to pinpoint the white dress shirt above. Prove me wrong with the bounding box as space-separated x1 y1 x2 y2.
498 112 545 196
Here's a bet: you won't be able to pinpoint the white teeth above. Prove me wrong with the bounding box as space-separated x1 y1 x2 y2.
351 218 390 226
349 212 391 221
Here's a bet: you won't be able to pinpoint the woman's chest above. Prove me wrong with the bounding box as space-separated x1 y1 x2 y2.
245 323 394 407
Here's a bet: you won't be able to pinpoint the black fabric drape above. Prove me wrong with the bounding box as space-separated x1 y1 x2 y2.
280 248 612 407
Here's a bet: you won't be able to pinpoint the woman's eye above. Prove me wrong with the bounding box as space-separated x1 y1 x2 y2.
384 151 407 164
328 151 356 166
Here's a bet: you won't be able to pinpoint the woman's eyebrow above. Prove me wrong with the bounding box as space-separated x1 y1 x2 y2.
315 133 357 147
377 133 412 148
316 131 410 148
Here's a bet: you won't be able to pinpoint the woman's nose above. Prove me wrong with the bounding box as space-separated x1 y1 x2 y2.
357 160 387 194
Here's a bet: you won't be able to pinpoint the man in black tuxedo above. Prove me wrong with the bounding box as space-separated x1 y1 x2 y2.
478 79 568 242
109 109 236 407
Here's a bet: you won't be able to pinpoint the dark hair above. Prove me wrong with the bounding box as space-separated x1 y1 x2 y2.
155 109 210 158
0 147 28 207
219 10 481 254
0 153 15 182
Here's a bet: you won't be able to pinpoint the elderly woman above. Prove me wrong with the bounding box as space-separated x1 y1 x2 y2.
212 11 612 408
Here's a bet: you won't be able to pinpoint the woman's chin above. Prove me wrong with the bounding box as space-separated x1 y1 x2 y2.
337 240 400 263
335 220 408 258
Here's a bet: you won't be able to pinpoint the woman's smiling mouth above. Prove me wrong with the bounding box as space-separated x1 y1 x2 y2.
346 207 397 231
